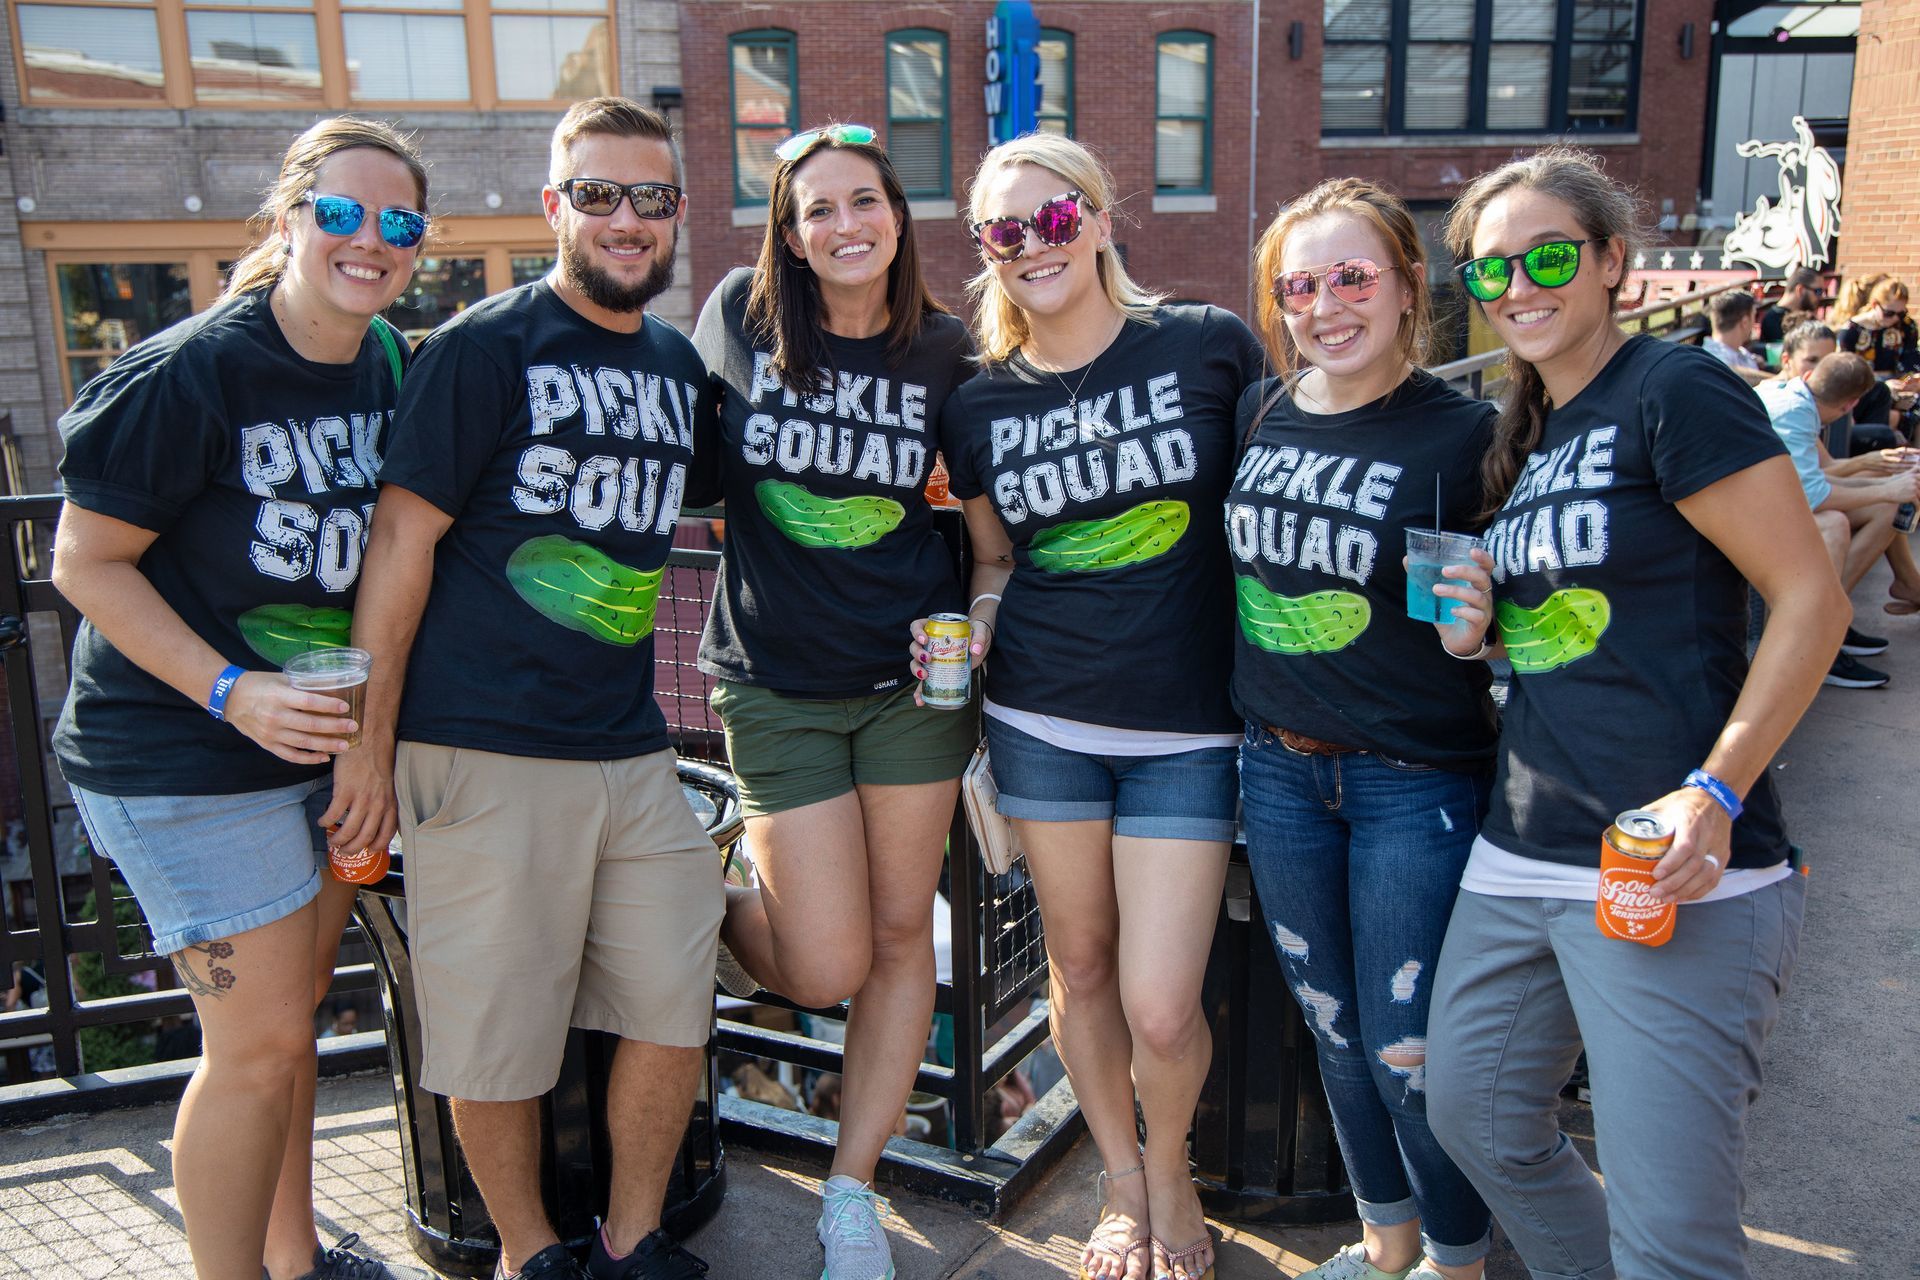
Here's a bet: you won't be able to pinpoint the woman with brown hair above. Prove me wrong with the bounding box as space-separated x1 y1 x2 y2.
915 132 1266 1280
689 123 976 1280
1425 146 1842 1279
1231 178 1496 1280
50 117 427 1280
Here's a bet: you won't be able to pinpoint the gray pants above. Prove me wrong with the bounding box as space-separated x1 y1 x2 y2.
1426 876 1806 1280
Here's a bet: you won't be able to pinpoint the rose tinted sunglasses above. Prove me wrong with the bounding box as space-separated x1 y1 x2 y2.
969 191 1084 263
1273 258 1396 314
1457 238 1605 302
556 178 684 220
303 193 428 249
774 124 878 163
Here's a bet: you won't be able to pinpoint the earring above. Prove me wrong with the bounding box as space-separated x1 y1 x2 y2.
284 241 294 257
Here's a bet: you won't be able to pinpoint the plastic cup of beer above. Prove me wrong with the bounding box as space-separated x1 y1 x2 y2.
283 647 371 750
1403 529 1483 624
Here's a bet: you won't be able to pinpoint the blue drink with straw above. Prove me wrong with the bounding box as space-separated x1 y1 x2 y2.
1404 528 1483 623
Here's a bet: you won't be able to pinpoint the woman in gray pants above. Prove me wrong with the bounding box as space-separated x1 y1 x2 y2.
1422 146 1844 1279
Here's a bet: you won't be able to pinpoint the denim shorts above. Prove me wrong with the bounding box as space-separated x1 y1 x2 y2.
984 715 1239 842
68 777 332 956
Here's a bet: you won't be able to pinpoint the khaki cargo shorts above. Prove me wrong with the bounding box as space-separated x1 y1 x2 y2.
396 742 723 1102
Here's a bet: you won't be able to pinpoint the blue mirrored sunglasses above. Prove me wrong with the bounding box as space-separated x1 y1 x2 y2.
303 193 428 249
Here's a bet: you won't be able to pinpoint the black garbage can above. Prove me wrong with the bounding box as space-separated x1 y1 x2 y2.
1191 848 1355 1225
353 758 742 1276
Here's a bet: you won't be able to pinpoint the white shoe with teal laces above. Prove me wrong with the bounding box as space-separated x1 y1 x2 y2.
1299 1242 1415 1280
817 1175 896 1280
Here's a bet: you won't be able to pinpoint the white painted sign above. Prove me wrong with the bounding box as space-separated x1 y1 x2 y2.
1720 115 1843 273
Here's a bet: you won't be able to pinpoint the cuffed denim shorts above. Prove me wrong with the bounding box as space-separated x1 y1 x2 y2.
68 777 331 956
984 715 1239 843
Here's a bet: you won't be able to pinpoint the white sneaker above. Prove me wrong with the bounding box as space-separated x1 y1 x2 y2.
1299 1242 1415 1280
714 939 759 998
817 1175 896 1280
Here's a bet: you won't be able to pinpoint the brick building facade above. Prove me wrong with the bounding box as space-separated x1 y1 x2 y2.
1837 0 1920 285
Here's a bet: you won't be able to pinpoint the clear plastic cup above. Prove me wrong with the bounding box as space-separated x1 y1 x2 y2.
283 647 371 749
1404 529 1483 624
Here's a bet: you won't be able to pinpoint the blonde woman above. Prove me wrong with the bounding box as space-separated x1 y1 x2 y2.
912 134 1265 1280
51 117 426 1280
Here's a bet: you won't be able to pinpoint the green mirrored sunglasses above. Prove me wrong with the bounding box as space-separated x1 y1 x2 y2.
1458 238 1607 302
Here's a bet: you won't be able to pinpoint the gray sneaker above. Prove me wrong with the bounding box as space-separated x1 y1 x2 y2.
715 938 760 998
294 1233 432 1280
817 1175 896 1280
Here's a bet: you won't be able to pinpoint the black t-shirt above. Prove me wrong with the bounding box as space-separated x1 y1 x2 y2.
54 290 403 797
1481 336 1791 869
1227 371 1498 769
1757 303 1814 346
380 281 712 760
1838 318 1920 375
690 267 972 697
941 305 1267 732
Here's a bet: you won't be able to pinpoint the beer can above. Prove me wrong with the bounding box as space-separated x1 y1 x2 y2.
1895 502 1917 535
921 613 973 710
327 825 392 885
1596 809 1677 947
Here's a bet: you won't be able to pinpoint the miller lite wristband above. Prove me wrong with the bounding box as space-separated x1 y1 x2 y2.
206 665 246 721
1683 769 1742 821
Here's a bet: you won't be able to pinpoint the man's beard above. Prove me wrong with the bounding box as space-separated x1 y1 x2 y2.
560 233 676 313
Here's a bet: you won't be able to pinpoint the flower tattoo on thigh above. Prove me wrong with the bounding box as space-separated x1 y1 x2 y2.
172 940 237 998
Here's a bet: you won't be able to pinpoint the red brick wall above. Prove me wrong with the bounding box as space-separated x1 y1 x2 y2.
680 0 1713 326
1838 0 1920 284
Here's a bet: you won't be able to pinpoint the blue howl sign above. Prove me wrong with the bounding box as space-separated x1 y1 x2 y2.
985 0 1041 145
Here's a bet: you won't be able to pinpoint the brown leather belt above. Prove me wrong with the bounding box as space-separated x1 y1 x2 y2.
1265 725 1363 756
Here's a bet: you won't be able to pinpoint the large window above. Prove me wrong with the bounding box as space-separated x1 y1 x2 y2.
55 262 193 391
887 30 950 199
1037 29 1074 137
1155 32 1212 194
10 0 611 107
730 30 796 205
1323 0 1639 135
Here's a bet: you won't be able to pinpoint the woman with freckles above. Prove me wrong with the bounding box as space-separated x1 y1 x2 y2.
689 123 976 1280
1424 147 1841 1280
913 133 1265 1280
1230 178 1497 1280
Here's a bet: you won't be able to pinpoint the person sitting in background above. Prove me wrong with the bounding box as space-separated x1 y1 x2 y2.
1838 279 1920 449
1703 291 1770 385
1773 321 1835 383
1759 267 1824 345
1756 353 1920 689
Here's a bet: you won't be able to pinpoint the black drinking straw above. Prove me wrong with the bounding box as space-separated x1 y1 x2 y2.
1434 474 1442 535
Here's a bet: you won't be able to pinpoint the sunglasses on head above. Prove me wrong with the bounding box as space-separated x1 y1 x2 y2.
303 193 428 249
1273 259 1396 314
1457 238 1606 302
970 191 1085 263
774 124 878 163
556 177 683 220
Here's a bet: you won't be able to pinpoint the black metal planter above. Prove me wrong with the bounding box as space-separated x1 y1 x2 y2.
1191 852 1355 1226
352 759 742 1276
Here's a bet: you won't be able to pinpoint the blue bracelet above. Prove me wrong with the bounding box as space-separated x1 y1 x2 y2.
1684 768 1743 820
206 665 246 721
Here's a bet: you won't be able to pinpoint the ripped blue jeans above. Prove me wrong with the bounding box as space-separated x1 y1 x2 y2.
1240 725 1493 1265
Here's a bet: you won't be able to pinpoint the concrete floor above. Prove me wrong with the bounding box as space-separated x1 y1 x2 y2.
4 565 1914 1279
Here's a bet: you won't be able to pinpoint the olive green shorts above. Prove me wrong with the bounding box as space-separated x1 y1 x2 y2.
711 679 978 817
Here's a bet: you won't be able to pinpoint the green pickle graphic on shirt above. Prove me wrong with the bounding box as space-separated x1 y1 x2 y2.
506 535 664 646
237 604 352 666
1235 576 1371 654
1028 500 1189 573
755 479 904 549
1496 587 1610 673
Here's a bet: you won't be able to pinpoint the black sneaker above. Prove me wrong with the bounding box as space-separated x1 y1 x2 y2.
1841 626 1890 656
496 1244 587 1280
1824 654 1891 688
296 1234 430 1280
586 1227 709 1280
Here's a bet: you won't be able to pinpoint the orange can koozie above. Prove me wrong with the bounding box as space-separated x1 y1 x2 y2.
1596 809 1677 946
327 827 391 885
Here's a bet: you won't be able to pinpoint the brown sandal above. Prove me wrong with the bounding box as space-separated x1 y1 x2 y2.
1151 1230 1217 1280
1080 1163 1149 1280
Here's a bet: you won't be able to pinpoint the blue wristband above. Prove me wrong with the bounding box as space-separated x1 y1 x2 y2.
1684 768 1742 821
206 665 246 721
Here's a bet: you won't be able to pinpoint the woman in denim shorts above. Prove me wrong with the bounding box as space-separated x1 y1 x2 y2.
51 119 428 1280
914 134 1266 1280
687 125 978 1280
1231 180 1498 1280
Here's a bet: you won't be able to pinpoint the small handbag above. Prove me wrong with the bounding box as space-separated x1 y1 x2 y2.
960 740 1022 876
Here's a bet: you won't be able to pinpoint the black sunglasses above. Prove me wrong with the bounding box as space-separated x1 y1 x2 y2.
1457 238 1607 302
556 178 683 220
